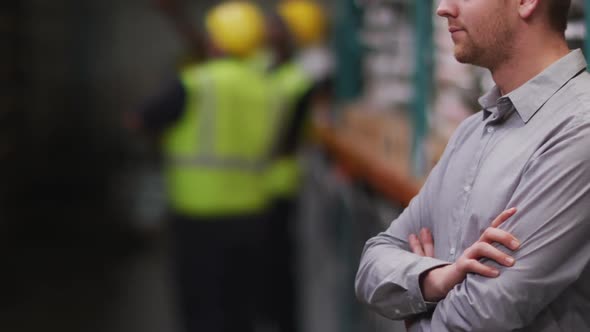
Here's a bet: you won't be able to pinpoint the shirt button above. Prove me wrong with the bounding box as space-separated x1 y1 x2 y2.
394 309 401 315
463 185 471 192
450 247 456 255
487 127 495 133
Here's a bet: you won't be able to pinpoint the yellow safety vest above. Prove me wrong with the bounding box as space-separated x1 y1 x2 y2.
162 58 274 216
267 61 313 198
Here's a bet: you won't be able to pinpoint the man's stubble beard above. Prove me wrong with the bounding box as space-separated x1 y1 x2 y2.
453 16 515 71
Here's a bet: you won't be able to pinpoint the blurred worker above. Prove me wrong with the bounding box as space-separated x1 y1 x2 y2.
127 2 273 332
262 2 331 331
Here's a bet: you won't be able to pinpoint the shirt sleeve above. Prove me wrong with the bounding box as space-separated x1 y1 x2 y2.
430 118 590 331
354 120 469 320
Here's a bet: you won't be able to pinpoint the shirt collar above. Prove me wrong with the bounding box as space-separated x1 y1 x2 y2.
478 86 503 120
478 49 588 123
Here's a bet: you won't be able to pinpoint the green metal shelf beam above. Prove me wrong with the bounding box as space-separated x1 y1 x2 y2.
411 0 433 176
333 0 364 105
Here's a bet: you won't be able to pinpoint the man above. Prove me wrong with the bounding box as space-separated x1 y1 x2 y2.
127 2 273 331
355 0 590 331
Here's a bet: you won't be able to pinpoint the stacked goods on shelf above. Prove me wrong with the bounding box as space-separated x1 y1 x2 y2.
314 102 421 205
341 103 412 177
359 0 414 109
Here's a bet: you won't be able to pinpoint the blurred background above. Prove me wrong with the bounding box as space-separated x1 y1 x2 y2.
1 0 588 331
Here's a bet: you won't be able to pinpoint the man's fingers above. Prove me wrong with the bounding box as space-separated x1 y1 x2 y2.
479 227 520 251
455 208 519 280
409 228 435 257
409 234 425 256
459 258 500 278
490 207 517 228
420 228 435 257
467 242 516 267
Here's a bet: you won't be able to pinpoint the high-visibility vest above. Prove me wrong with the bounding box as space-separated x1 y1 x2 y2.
267 61 313 198
162 58 274 216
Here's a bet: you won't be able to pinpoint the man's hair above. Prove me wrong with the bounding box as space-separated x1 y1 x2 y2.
547 0 571 33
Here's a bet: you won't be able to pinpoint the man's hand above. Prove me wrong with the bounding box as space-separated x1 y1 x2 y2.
409 208 520 302
409 227 435 257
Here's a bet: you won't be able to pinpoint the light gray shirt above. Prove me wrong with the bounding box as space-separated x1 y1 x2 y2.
355 49 590 332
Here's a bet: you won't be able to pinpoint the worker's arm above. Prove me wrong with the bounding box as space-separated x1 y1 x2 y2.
354 118 474 320
429 121 590 331
125 79 186 134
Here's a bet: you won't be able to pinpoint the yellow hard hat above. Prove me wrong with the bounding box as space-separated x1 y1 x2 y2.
205 1 265 57
278 0 326 47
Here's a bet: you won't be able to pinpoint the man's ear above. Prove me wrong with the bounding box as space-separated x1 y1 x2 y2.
518 0 540 19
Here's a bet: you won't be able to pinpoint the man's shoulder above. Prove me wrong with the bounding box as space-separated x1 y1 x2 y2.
548 71 590 133
548 72 590 155
568 71 590 115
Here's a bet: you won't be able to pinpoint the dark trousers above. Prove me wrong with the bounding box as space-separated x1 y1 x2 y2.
265 197 299 332
170 213 267 332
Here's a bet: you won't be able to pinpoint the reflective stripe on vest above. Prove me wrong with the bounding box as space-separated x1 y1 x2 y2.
169 155 267 172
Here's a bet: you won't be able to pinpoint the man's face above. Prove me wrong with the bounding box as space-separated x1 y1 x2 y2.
437 0 518 69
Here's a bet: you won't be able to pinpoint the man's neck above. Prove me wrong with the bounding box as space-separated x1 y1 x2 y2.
491 32 570 95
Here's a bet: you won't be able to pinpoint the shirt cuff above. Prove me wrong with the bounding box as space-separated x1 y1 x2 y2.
406 257 450 315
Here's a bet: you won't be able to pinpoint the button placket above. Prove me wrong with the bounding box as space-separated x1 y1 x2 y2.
452 122 495 261
449 247 456 260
